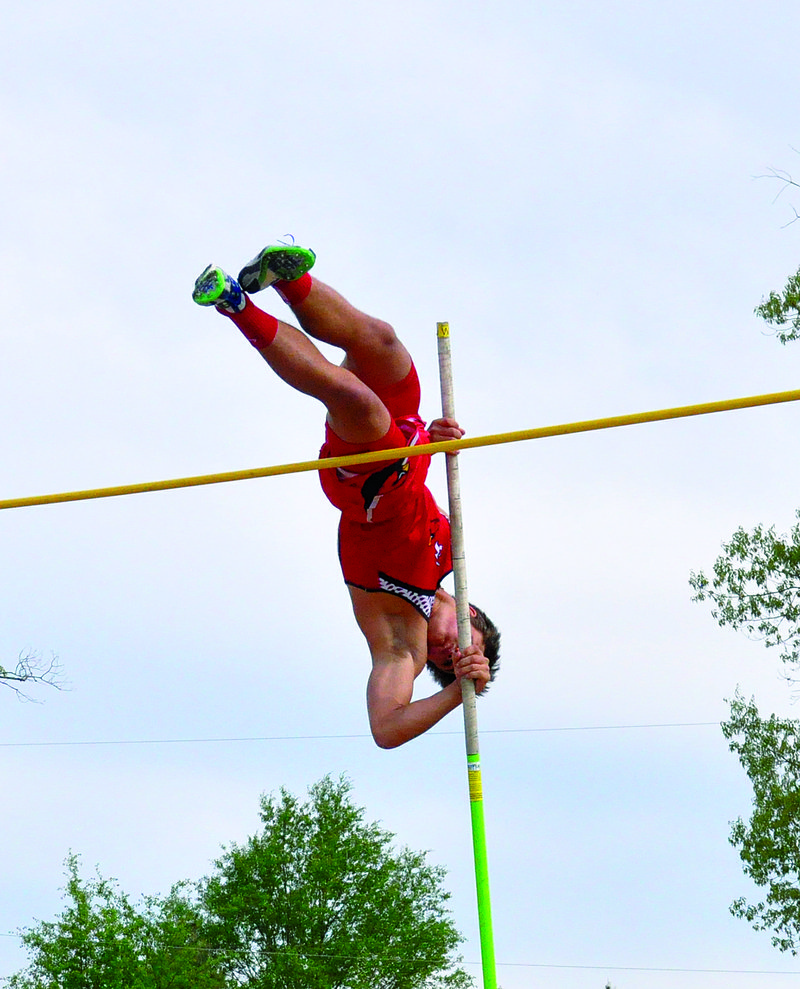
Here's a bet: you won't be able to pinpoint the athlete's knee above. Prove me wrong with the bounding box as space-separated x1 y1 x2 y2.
325 371 384 419
370 316 399 345
340 315 411 387
351 315 400 352
325 375 391 443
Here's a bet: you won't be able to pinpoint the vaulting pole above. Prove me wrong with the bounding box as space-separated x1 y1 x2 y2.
437 321 497 989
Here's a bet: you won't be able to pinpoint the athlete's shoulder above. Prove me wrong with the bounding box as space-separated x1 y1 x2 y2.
348 586 428 659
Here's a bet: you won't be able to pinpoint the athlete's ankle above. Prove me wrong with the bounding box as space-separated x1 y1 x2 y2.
273 272 313 307
218 297 279 349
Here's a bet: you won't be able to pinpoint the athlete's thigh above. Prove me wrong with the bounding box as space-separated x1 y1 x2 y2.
340 335 413 395
341 354 420 420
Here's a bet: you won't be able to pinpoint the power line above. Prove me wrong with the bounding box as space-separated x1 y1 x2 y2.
0 721 718 749
473 960 800 976
0 932 796 976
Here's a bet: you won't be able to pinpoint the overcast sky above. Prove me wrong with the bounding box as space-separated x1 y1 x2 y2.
4 2 800 987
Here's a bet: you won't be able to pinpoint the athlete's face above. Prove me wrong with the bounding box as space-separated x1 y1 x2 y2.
427 599 484 671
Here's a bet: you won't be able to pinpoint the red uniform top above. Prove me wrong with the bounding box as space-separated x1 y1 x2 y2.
317 366 452 620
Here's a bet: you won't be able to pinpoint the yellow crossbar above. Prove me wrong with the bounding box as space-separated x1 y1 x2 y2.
2 388 799 512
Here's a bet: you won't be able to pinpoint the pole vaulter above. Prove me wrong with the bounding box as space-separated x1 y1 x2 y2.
185 240 501 752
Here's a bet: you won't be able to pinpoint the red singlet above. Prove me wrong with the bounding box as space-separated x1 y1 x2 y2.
318 364 452 620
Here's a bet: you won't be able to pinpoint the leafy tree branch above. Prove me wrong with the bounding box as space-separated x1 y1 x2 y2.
691 225 800 953
752 156 800 342
690 512 800 674
722 693 800 953
755 267 800 344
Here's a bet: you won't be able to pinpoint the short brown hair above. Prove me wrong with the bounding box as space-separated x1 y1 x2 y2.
426 603 501 691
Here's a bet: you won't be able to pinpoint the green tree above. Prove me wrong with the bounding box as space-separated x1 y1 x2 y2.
200 775 472 989
722 693 800 953
8 853 224 989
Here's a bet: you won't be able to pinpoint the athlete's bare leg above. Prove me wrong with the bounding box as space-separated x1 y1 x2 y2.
286 280 413 393
193 261 401 445
250 313 392 445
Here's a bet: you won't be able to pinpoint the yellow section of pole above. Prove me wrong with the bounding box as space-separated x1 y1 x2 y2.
437 321 497 989
2 388 799 511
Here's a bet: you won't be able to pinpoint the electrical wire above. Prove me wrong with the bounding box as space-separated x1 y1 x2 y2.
0 931 797 976
0 721 719 749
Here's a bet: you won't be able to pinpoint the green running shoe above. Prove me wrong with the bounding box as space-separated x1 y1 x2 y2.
192 265 247 313
238 240 316 294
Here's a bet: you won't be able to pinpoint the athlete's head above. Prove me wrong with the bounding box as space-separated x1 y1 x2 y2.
426 601 501 691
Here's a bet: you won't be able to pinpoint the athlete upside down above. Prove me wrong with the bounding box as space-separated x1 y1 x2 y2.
193 242 500 747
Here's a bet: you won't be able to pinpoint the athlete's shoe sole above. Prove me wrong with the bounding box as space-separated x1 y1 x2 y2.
238 243 316 294
192 265 246 312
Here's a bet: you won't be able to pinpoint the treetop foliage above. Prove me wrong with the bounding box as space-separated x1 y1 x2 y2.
7 853 224 989
201 775 471 989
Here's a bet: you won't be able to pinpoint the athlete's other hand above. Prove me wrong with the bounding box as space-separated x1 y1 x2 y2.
428 417 464 444
453 644 491 695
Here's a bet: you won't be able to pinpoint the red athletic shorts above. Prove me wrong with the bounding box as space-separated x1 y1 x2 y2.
318 364 452 619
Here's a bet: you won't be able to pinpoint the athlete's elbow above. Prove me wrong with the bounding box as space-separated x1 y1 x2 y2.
371 725 406 749
370 713 413 749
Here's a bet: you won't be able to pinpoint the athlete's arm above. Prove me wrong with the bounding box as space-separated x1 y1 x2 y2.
350 590 464 748
365 643 490 747
366 648 464 748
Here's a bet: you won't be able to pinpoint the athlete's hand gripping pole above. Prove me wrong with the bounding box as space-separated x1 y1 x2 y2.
437 322 497 989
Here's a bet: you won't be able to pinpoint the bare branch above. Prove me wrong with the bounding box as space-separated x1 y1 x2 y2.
755 150 800 224
0 651 69 702
782 205 800 229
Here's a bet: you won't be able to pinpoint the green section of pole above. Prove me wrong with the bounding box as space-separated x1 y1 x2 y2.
437 322 497 989
468 752 495 985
